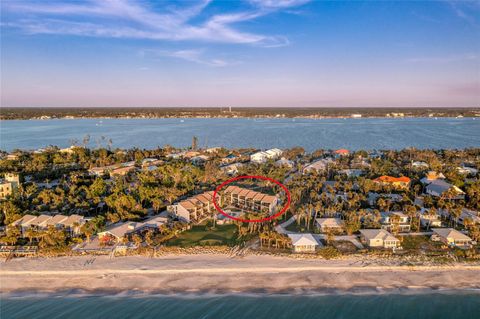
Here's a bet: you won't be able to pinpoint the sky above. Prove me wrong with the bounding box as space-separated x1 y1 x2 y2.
1 0 479 108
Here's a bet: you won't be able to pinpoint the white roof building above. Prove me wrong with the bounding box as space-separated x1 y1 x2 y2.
287 233 321 253
11 214 37 227
315 218 344 232
412 161 429 169
303 158 333 174
250 149 283 163
220 162 244 176
11 214 86 236
457 166 478 176
99 216 168 242
275 158 294 168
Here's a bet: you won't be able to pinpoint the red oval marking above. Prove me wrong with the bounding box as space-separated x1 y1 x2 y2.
212 175 291 223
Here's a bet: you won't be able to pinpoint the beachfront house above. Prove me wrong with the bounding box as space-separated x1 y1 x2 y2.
287 233 320 253
167 191 216 223
315 218 344 233
359 229 401 249
11 214 38 236
431 228 473 249
380 212 411 233
98 216 168 244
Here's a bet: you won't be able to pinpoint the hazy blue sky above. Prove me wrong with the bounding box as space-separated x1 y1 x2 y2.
1 0 479 108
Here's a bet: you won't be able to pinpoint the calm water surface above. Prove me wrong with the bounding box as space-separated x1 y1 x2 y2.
2 293 480 319
1 117 479 151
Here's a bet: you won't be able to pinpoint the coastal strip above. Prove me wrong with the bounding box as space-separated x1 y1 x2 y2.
3 265 480 276
2 255 480 295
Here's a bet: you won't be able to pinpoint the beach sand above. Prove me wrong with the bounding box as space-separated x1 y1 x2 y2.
1 254 480 295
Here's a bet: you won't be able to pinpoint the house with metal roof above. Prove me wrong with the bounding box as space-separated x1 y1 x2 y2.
431 228 473 249
359 229 401 249
287 233 321 253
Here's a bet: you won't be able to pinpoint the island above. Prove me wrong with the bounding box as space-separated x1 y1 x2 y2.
1 144 479 295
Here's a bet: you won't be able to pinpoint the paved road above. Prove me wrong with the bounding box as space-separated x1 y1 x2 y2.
275 216 296 234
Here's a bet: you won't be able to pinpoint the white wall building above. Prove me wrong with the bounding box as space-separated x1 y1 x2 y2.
359 229 401 249
288 233 321 253
250 149 283 163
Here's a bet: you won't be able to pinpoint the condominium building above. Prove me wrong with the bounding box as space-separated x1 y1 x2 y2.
222 186 278 214
167 191 217 223
11 214 86 236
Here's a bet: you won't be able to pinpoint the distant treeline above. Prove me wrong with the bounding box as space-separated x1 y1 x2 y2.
1 107 479 120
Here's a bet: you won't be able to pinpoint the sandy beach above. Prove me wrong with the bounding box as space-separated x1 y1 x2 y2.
1 254 480 295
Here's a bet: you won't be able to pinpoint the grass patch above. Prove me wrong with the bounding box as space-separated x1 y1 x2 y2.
166 223 238 247
401 235 430 250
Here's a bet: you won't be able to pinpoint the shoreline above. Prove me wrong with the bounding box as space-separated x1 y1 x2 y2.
3 287 480 299
2 255 480 296
1 115 479 121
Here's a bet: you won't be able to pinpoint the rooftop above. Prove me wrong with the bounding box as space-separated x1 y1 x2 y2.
360 229 399 242
432 228 472 241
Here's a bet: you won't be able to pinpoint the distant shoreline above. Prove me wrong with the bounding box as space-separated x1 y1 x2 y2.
1 107 479 120
1 115 480 121
2 255 480 296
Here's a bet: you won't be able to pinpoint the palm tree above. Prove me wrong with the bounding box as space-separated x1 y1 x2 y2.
449 206 462 228
25 227 37 244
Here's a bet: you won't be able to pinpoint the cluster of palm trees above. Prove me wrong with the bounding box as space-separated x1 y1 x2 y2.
259 231 290 249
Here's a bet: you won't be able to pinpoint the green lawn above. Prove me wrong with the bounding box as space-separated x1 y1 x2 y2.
166 223 238 247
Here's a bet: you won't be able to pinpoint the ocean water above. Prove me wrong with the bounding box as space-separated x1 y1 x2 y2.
1 117 479 152
2 293 480 319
